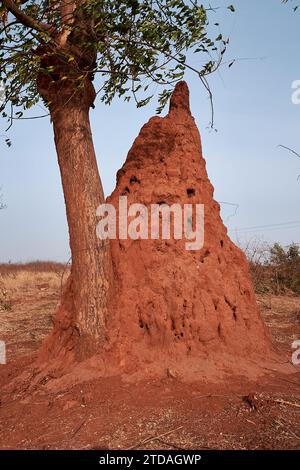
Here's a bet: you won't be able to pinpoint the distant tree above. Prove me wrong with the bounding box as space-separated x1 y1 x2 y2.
271 242 300 265
0 1 233 359
248 241 300 295
270 243 289 265
270 242 300 294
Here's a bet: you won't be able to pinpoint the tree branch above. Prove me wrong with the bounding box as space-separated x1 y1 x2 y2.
1 0 56 35
278 144 300 159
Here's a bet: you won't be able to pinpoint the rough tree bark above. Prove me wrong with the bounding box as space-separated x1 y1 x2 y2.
37 52 113 361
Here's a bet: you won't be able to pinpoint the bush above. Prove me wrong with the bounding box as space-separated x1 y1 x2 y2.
269 243 300 294
246 242 300 295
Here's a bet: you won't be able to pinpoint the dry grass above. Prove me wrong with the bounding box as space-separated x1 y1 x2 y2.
0 261 68 310
1 270 63 294
0 262 69 358
0 261 66 275
258 293 300 356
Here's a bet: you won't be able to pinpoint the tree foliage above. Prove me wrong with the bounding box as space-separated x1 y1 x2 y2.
0 1 234 127
270 243 300 294
282 0 299 11
249 242 300 295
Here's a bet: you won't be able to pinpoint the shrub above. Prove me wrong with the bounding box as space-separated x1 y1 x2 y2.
246 242 300 295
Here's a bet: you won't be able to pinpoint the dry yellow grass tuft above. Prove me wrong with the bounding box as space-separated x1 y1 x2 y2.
1 270 62 294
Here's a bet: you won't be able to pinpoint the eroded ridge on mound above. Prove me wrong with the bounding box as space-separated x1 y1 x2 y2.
106 81 271 376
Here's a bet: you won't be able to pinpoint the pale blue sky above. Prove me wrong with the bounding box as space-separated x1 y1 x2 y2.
1 0 300 262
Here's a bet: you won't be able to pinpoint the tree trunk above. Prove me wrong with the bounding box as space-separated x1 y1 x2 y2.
37 72 113 361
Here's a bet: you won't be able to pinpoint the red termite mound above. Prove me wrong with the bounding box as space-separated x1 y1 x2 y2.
104 81 271 379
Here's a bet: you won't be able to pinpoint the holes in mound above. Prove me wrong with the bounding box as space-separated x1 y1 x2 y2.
130 175 140 185
232 306 237 321
220 240 224 248
224 296 238 321
200 249 210 263
170 316 184 340
138 317 150 333
186 188 195 197
174 332 184 340
121 186 130 196
243 289 250 298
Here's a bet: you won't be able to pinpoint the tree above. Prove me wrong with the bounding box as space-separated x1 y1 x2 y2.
270 243 300 294
0 1 232 360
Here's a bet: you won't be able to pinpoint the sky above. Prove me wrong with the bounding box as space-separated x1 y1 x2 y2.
0 0 300 262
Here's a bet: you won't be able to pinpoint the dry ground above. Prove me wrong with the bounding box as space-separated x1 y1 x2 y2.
0 262 66 360
0 264 299 450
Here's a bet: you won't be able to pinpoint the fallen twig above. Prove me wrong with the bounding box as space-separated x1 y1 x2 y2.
193 393 241 400
126 426 183 450
245 419 256 425
155 438 186 450
71 418 87 438
272 398 300 409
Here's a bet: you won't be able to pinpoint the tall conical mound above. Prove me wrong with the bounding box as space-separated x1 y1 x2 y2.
106 81 271 380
